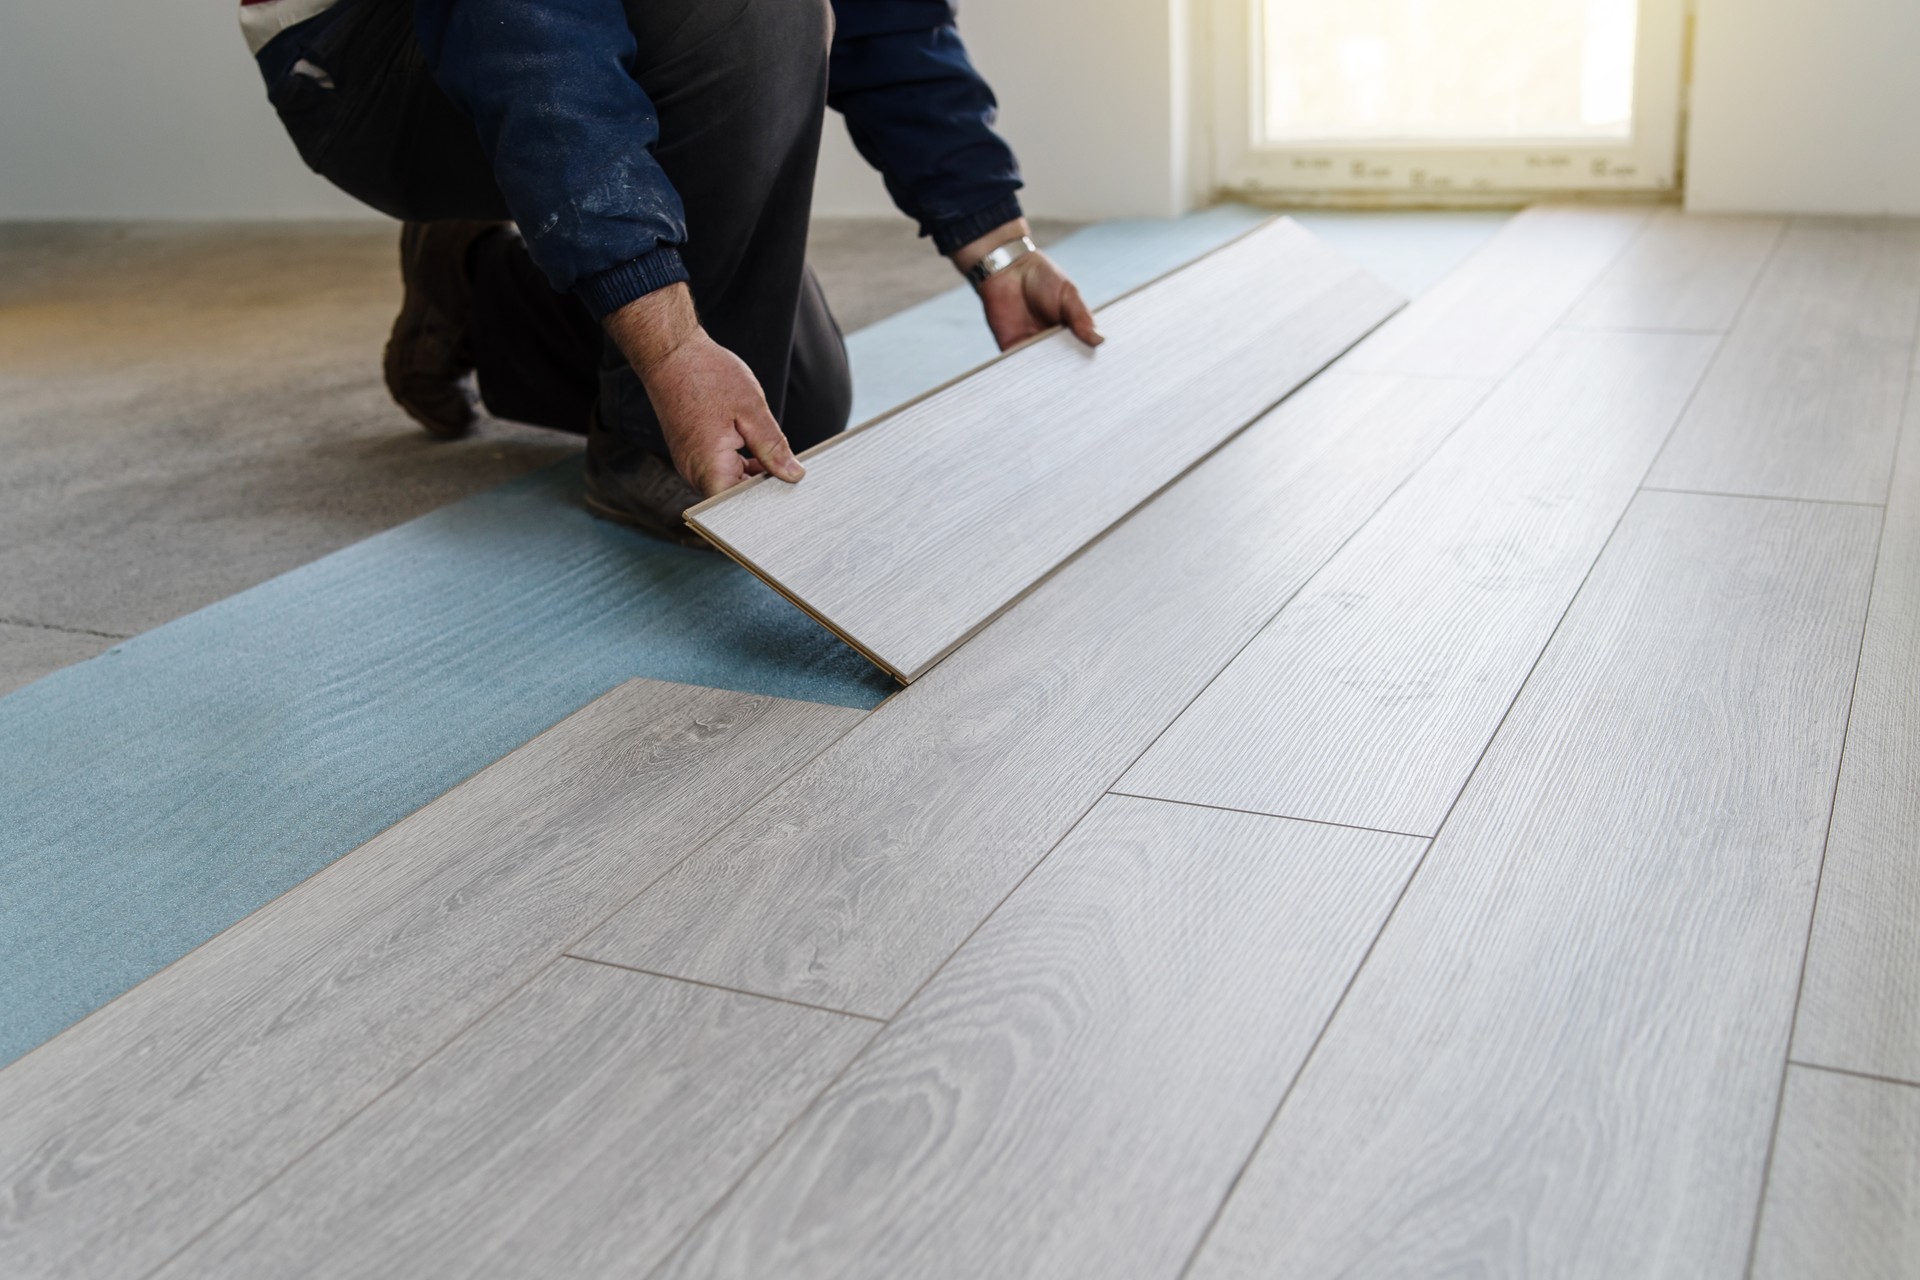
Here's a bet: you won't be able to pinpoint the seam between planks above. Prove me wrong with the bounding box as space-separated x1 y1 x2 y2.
1105 790 1426 841
140 955 581 1278
559 954 887 1024
1640 486 1887 509
1557 326 1736 335
634 1027 895 1280
135 696 877 1280
1742 488 1902 1280
1786 1059 1920 1092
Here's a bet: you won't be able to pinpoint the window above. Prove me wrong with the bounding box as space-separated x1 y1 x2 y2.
1211 0 1687 198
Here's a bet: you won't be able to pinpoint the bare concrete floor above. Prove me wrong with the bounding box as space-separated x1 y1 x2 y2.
0 215 1076 694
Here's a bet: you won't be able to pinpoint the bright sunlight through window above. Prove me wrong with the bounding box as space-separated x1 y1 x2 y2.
1261 0 1640 144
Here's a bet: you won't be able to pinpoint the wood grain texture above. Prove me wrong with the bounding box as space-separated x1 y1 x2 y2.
1646 217 1920 503
1186 492 1881 1280
155 961 874 1279
1562 210 1785 332
689 218 1404 682
1340 205 1650 378
1794 382 1920 1081
653 797 1425 1280
1751 1066 1920 1280
0 680 860 1280
575 371 1491 1017
1120 329 1719 836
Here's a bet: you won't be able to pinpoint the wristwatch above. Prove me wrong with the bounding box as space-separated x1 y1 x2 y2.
965 234 1037 285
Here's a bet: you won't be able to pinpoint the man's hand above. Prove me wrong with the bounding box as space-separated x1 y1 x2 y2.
951 218 1103 353
603 282 805 497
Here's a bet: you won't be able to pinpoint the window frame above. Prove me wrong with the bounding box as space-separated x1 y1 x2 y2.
1209 0 1690 200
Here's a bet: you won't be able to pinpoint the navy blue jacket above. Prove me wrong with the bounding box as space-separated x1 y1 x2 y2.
407 0 1024 317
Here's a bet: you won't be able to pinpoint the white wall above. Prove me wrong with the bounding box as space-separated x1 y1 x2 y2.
1686 0 1920 215
0 1 373 219
814 0 1194 222
0 0 1187 223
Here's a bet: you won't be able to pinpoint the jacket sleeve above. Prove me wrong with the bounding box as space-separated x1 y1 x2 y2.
828 0 1024 254
413 0 688 318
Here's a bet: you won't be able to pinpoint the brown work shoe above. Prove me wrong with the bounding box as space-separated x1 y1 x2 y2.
382 220 506 440
583 449 714 550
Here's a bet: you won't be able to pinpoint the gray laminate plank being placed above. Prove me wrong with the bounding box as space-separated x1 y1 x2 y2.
1793 380 1920 1082
0 680 861 1280
688 217 1404 683
1339 204 1649 379
1646 217 1920 504
156 961 874 1279
1186 492 1880 1279
1561 210 1785 332
652 797 1425 1280
1751 1066 1920 1280
1119 328 1719 836
574 371 1491 1018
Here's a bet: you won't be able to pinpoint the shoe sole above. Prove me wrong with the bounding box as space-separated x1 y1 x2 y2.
582 490 715 551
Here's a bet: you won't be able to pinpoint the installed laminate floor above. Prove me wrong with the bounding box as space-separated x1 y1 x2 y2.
1645 217 1920 503
4 209 1913 1279
1791 379 1920 1083
1751 1066 1920 1280
1117 327 1721 835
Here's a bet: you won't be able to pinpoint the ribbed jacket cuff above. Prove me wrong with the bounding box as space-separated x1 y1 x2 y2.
929 195 1026 256
575 245 691 319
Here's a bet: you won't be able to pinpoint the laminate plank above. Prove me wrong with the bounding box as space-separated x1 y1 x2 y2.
0 679 861 1280
1186 492 1881 1279
1751 1066 1920 1280
575 371 1492 1017
1793 381 1920 1081
1645 218 1920 504
1120 329 1719 836
1340 205 1650 378
1562 210 1784 332
155 961 873 1279
653 797 1425 1280
689 217 1404 683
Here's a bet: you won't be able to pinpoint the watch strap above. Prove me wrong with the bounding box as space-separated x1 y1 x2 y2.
966 234 1037 285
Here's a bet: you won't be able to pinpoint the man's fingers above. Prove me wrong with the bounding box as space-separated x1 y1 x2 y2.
687 458 721 499
1060 282 1103 347
686 443 750 498
738 407 805 484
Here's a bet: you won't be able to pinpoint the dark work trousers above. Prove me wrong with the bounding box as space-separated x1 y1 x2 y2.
267 0 853 463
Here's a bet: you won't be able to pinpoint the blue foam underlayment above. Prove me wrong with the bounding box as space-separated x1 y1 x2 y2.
0 206 1508 1065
